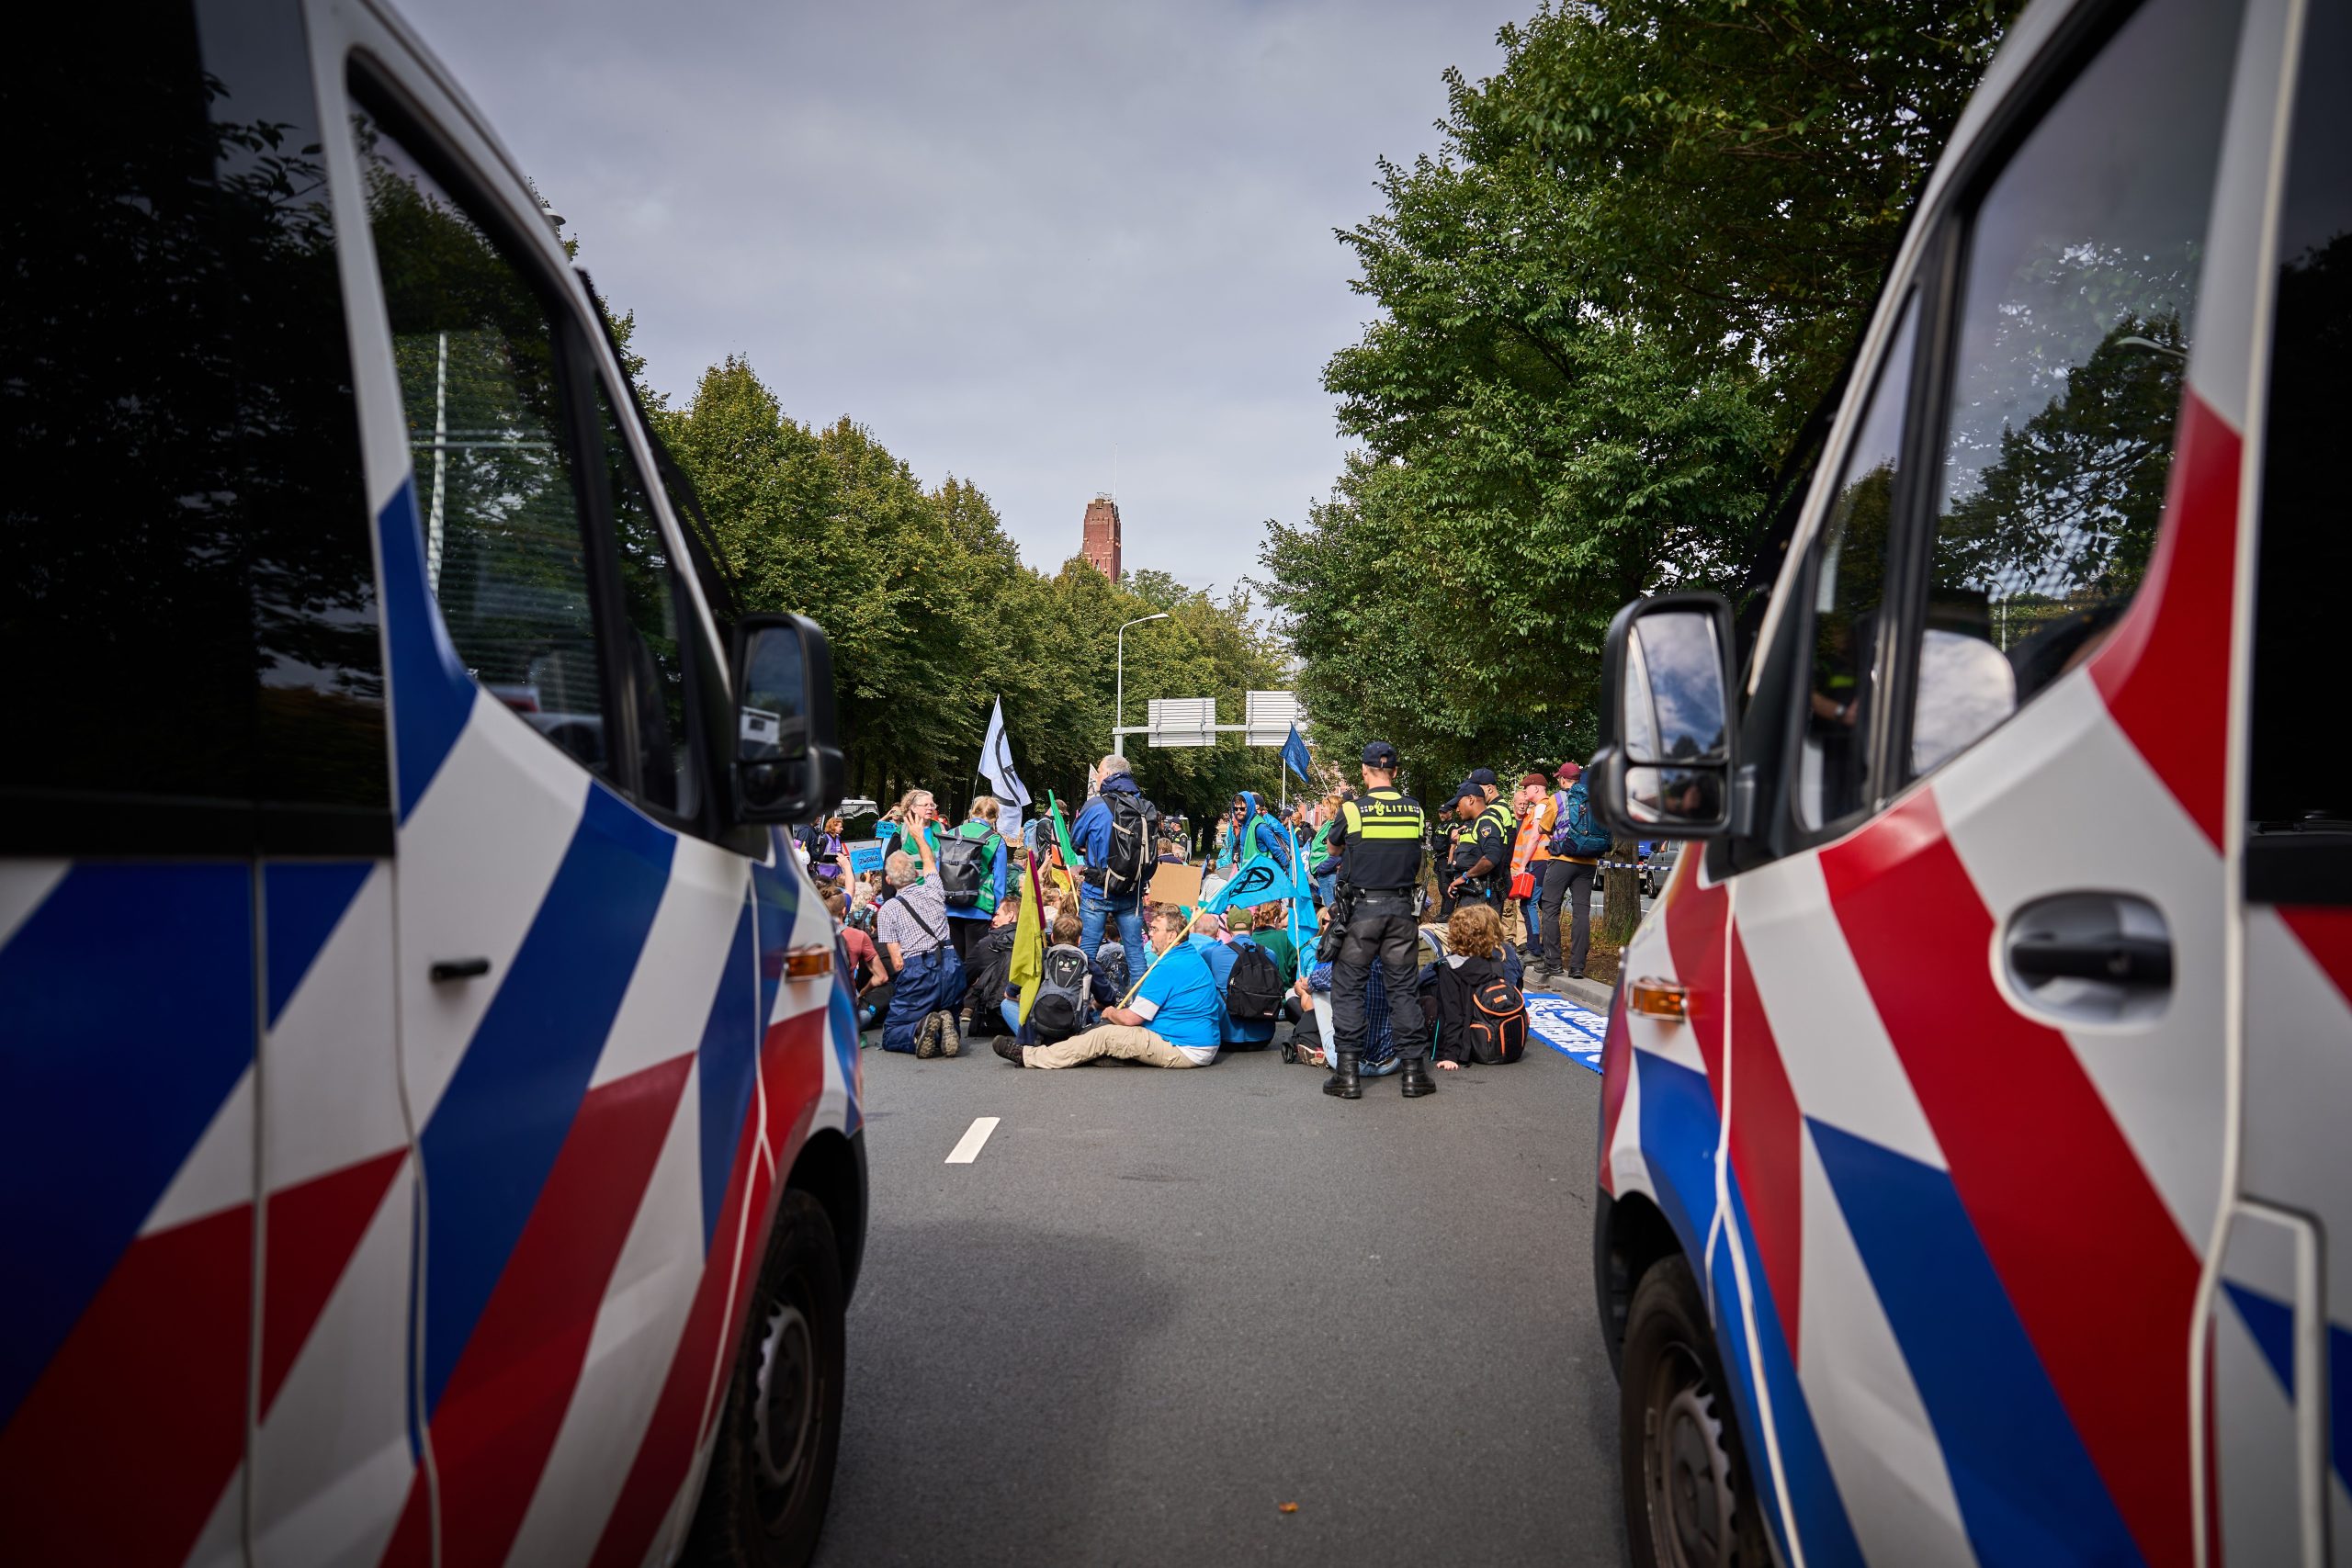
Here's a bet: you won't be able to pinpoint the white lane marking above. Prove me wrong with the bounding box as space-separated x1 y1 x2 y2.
944 1117 1001 1165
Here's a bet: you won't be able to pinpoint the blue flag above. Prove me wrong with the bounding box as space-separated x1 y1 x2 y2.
1281 724 1312 784
1204 834 1317 979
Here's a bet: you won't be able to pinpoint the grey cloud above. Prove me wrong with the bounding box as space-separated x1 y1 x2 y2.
393 0 1503 585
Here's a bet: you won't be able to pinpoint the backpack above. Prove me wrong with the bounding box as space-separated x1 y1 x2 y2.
937 825 997 908
962 928 1015 1034
1100 790 1158 898
1548 786 1611 858
1028 945 1095 1043
1466 975 1528 1065
1223 942 1284 1022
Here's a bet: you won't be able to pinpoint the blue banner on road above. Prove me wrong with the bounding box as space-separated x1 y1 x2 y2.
1525 994 1605 1075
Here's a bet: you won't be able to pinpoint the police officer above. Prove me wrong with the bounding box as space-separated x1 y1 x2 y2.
1443 777 1513 914
1439 780 1514 907
1321 741 1434 1100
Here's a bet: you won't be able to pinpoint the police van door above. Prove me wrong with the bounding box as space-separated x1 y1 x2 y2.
2216 3 2349 1562
325 23 758 1566
2 4 411 1565
1718 0 2257 1561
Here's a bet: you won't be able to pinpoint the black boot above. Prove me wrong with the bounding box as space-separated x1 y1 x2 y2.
1322 1052 1362 1100
1401 1057 1436 1098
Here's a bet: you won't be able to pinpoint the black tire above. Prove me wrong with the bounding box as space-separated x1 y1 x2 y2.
1619 1255 1775 1568
686 1189 847 1568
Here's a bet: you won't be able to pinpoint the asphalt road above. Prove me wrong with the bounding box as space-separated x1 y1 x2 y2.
813 1020 1627 1568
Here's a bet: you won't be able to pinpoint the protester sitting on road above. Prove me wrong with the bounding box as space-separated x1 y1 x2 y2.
1232 902 1301 1008
1155 837 1184 863
1419 903 1527 1071
824 889 886 1032
1070 752 1154 986
996 904 1222 1068
1001 910 1121 1042
1301 949 1401 1077
961 893 1022 1039
1187 911 1279 1052
877 849 963 1058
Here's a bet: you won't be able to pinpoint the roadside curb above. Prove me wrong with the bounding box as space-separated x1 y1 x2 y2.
1544 973 1616 1014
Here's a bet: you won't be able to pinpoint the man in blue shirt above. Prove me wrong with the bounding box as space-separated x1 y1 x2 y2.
998 905 1222 1068
1191 913 1278 1050
1069 754 1154 985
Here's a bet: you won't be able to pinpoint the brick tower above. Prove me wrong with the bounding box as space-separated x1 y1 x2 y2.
1080 494 1122 581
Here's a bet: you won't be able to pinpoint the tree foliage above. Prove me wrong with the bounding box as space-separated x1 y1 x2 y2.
652 356 1291 829
1262 0 2018 917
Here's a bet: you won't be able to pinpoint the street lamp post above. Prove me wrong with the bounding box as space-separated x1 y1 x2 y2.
1114 612 1170 756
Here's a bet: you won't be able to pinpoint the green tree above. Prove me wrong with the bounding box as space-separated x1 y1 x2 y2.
1266 0 2018 941
655 355 1291 836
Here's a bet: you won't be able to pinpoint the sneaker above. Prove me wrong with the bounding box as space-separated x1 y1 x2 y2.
993 1034 1027 1066
915 1013 941 1060
937 1013 962 1058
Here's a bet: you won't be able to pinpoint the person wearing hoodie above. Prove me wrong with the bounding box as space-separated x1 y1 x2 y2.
1070 752 1155 986
1216 790 1295 883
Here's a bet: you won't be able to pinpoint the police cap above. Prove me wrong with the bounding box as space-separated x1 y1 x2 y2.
1361 740 1399 768
1467 767 1498 787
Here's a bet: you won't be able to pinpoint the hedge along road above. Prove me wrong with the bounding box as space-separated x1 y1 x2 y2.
814 1028 1625 1567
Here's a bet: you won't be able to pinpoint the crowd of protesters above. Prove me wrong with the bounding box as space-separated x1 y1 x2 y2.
797 749 1634 1076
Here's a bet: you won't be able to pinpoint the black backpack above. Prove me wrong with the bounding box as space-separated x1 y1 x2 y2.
1223 942 1284 1022
1029 946 1094 1043
937 826 997 908
1466 975 1528 1065
962 928 1015 1034
1100 791 1158 898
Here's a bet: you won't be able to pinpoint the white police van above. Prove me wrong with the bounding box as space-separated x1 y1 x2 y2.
1 5 865 1565
1584 0 2349 1563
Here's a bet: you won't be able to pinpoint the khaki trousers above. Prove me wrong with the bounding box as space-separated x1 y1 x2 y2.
1024 1023 1204 1069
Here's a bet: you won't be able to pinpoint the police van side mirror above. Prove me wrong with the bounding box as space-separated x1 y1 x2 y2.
729 612 846 826
1589 592 1737 840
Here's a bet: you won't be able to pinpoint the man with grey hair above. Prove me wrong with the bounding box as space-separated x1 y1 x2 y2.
1070 752 1155 984
876 849 960 1056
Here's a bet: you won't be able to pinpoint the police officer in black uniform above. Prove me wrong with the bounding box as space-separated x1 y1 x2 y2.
1443 779 1511 913
1321 741 1434 1100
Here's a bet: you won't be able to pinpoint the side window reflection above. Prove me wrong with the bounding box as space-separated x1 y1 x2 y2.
1800 299 1917 830
357 107 609 779
1908 0 2242 777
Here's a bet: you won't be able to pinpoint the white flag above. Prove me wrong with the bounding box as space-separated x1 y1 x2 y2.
978 697 1031 808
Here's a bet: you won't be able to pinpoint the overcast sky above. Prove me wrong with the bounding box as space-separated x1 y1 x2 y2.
396 0 1506 590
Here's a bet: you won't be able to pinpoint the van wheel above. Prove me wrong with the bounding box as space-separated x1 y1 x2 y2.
1619 1255 1772 1568
687 1190 846 1568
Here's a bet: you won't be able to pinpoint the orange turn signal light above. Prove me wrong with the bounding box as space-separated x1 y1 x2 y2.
1629 976 1687 1021
785 945 835 980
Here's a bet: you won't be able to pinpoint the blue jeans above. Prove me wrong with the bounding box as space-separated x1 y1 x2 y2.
1079 883 1147 991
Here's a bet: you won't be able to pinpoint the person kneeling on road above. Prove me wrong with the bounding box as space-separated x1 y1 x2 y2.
996 905 1223 1069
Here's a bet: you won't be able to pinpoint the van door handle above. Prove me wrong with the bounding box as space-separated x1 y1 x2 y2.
430 956 492 984
2007 933 2172 987
2003 893 2171 1024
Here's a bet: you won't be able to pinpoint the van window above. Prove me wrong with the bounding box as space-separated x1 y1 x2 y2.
357 112 609 780
1905 0 2243 778
2246 0 2352 902
0 0 383 847
1799 299 1917 831
593 380 698 818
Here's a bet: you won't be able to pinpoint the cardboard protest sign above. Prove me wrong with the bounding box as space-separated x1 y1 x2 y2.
846 840 885 875
1148 862 1203 908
